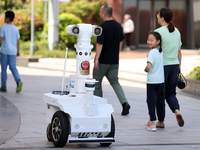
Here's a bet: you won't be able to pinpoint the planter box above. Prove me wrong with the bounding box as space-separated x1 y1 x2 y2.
181 78 200 97
16 57 38 67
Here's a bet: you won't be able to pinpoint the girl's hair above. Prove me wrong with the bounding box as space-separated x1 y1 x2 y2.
160 8 175 33
149 31 162 53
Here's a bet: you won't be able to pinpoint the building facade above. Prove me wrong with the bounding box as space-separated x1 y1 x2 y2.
108 0 200 49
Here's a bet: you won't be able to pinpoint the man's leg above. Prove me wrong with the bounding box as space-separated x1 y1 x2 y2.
106 64 127 105
106 64 130 115
93 64 109 97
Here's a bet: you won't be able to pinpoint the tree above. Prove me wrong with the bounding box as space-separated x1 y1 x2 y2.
0 0 27 14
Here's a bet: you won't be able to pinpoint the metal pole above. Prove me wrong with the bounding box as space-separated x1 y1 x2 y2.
30 0 35 56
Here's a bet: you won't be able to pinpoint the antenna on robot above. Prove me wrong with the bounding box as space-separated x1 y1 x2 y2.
60 47 68 95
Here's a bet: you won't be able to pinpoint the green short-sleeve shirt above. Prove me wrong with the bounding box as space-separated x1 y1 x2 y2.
155 26 182 66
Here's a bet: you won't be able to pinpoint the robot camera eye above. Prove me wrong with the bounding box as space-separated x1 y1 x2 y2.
94 28 101 35
93 26 102 36
72 27 79 34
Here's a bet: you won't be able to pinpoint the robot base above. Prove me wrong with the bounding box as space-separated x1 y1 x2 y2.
44 93 115 148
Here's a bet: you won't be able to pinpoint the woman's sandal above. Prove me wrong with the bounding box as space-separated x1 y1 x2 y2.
146 124 156 132
156 121 165 128
176 114 184 127
145 121 151 129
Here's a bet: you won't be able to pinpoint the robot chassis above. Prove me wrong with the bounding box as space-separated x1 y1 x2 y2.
43 24 115 147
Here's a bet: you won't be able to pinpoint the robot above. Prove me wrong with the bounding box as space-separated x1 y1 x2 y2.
43 24 115 147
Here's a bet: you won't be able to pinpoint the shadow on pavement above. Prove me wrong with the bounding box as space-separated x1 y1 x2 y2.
0 95 20 145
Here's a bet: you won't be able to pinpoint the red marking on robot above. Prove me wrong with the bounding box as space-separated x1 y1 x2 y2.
80 60 90 75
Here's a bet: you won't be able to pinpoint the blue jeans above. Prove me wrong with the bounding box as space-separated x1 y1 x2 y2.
1 53 21 87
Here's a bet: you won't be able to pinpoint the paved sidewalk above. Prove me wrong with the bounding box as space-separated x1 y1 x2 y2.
0 66 200 150
0 49 200 150
0 96 20 145
27 49 200 83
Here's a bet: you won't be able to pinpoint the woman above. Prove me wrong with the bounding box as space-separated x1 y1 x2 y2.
155 8 184 128
122 14 134 51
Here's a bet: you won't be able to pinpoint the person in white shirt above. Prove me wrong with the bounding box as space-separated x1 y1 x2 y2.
144 31 165 132
122 14 134 51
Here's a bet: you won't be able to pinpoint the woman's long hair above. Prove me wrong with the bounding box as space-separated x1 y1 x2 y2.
149 31 162 53
160 8 175 33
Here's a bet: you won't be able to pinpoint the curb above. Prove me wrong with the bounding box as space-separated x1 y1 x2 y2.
181 78 200 97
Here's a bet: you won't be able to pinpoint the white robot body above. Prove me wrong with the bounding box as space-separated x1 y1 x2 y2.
67 24 100 94
43 24 115 147
75 43 92 93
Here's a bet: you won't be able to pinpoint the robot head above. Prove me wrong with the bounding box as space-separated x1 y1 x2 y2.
66 24 102 36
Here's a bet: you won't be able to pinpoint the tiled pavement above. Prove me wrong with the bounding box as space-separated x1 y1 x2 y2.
0 49 200 150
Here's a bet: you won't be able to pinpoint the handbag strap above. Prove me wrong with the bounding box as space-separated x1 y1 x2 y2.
179 72 187 87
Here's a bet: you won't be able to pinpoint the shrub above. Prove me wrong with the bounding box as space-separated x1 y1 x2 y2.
43 13 83 50
34 48 76 58
0 0 24 13
57 13 99 51
0 9 44 41
20 40 48 56
186 66 200 80
20 40 76 58
58 13 82 50
20 40 31 56
60 0 105 24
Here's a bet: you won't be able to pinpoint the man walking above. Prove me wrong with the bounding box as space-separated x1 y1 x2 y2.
93 5 130 115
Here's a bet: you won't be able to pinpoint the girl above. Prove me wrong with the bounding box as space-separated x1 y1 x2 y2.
144 31 165 132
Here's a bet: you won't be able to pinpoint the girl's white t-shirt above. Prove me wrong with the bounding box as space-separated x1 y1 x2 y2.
147 48 164 84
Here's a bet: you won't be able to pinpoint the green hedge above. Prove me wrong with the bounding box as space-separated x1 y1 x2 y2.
186 66 200 80
0 9 44 41
20 40 76 58
42 13 83 51
57 13 97 51
58 13 82 50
